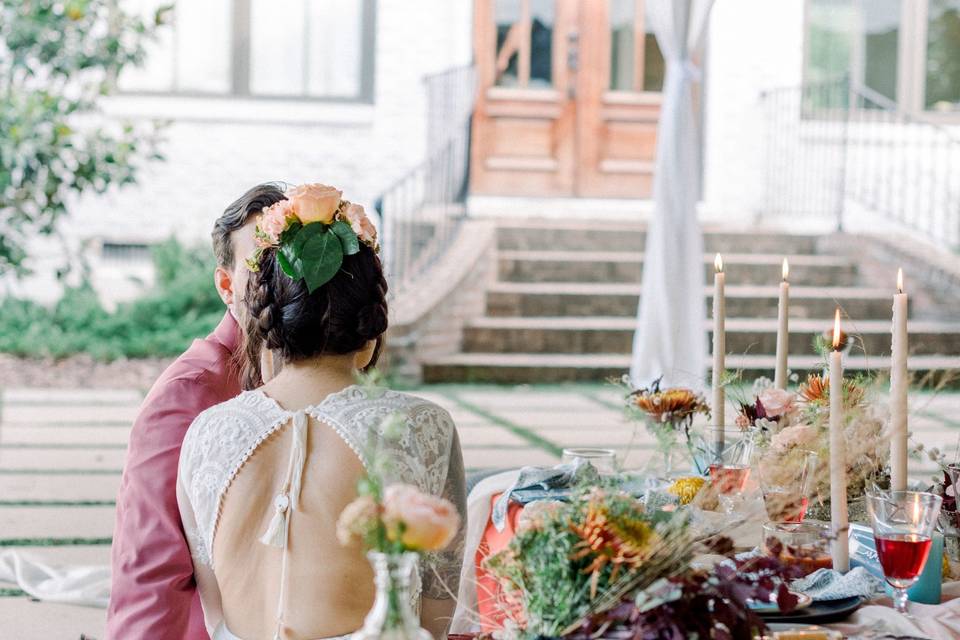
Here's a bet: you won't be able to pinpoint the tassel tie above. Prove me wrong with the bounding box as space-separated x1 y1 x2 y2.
259 412 309 547
256 410 309 640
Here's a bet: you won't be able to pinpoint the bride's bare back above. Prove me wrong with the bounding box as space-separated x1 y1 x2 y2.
215 412 373 639
177 375 466 640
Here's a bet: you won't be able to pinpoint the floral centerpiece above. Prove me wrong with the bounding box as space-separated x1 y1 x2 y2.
625 377 710 475
337 414 460 640
485 487 801 639
748 373 889 523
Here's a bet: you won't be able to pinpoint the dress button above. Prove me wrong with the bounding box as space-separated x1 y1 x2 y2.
274 493 290 512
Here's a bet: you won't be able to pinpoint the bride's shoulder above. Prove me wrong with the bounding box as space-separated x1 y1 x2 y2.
183 389 287 449
322 386 456 433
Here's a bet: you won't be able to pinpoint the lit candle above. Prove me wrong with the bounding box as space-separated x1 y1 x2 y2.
829 308 849 572
712 253 726 452
775 258 790 390
891 268 909 491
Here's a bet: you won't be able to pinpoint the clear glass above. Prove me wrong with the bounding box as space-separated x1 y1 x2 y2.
757 450 820 522
762 520 832 577
495 0 522 87
861 0 900 102
529 0 554 88
562 448 617 474
866 491 943 614
926 0 960 112
352 552 431 640
250 0 364 98
609 0 664 92
609 0 635 91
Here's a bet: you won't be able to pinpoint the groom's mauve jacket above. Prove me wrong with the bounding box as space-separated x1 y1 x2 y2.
107 312 241 640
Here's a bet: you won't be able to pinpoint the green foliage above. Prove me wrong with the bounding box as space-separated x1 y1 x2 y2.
0 238 223 360
0 0 171 276
278 221 361 293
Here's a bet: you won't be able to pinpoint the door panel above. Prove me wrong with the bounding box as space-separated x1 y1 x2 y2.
471 0 576 196
471 0 665 198
575 0 662 198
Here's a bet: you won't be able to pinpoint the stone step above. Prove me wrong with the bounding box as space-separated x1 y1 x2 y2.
0 506 115 540
0 474 120 502
498 251 857 286
486 282 901 319
496 222 821 254
422 353 960 384
462 317 960 356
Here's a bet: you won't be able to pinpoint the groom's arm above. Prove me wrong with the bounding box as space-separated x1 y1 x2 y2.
106 376 215 640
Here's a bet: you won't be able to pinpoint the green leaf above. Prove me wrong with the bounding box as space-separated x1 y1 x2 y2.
279 220 302 246
277 245 301 279
330 220 361 256
300 229 344 293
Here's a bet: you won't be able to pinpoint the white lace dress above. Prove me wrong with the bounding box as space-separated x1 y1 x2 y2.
176 385 466 640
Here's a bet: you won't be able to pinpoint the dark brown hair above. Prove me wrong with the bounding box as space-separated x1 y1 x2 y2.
212 183 287 268
242 243 388 389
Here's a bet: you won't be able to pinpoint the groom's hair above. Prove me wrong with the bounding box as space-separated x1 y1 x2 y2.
212 183 287 268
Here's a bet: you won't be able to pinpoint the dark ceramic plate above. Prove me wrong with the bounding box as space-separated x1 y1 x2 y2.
757 595 864 625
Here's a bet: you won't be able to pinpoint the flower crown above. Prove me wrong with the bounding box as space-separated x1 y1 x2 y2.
246 183 379 293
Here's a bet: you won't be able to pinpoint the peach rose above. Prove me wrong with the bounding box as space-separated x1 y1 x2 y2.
383 483 459 551
336 494 380 547
258 199 294 245
758 388 795 418
342 202 378 246
286 183 342 225
770 424 817 451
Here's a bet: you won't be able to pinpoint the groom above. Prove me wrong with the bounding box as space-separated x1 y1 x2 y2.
106 184 287 640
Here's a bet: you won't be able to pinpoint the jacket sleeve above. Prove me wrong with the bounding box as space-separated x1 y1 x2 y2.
106 377 216 640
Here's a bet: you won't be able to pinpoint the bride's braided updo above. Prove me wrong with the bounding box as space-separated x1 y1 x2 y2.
242 226 388 389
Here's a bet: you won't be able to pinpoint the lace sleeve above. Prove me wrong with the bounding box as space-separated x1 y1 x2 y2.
422 426 467 600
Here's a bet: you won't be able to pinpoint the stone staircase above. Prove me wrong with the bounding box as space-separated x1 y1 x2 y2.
421 220 960 384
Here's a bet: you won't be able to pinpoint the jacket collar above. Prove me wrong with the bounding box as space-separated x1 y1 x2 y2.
211 310 242 355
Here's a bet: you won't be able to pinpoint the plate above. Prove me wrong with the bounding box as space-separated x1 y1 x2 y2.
756 595 864 624
765 623 843 639
749 592 813 613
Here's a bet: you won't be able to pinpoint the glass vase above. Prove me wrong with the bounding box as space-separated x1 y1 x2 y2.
351 552 431 640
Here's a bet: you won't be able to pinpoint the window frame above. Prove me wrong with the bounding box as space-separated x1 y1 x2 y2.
119 0 377 104
801 0 960 122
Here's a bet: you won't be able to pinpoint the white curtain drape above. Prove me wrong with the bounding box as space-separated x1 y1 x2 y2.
629 0 715 389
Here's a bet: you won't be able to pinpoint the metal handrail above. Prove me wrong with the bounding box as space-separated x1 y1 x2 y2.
376 65 476 295
760 77 960 251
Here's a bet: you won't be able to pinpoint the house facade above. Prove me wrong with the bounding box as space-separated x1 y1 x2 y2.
6 0 958 304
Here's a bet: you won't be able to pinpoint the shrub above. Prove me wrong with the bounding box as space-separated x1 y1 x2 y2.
0 238 223 360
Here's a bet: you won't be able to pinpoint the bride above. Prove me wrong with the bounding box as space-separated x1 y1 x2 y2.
176 184 466 640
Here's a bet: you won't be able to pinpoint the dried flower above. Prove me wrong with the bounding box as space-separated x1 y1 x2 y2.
667 477 705 505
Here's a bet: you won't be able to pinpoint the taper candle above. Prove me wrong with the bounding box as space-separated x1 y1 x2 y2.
829 308 849 572
712 253 726 453
891 268 909 492
775 258 790 390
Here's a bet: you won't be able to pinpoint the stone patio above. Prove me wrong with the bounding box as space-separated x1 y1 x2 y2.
1 384 958 638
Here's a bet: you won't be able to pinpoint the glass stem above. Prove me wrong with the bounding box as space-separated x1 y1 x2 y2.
892 586 909 614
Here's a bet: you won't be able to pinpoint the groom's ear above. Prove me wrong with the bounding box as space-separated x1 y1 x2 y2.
214 266 235 306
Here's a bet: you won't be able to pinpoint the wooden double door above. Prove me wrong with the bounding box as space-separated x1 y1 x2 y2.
471 0 665 198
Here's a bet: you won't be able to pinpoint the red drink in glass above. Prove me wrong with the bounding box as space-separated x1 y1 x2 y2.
709 463 750 494
875 534 933 584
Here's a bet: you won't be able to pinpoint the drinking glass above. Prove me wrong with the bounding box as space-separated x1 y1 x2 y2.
561 448 617 475
866 491 943 614
703 427 755 496
758 450 819 522
762 520 832 577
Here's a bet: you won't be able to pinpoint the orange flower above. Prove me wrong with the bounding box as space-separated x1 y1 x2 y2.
383 484 460 551
286 183 342 225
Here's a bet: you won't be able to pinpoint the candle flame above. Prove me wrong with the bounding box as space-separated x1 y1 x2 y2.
782 258 789 281
832 308 842 350
715 253 723 273
897 267 904 294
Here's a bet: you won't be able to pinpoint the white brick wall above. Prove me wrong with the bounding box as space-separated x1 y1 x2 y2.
702 0 805 221
7 0 473 305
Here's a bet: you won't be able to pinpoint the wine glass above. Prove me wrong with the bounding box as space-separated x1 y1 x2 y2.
758 450 819 522
866 490 943 614
762 520 832 577
704 427 755 495
561 448 617 475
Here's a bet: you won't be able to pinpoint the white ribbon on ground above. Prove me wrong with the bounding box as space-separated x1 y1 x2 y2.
0 549 109 608
630 0 715 390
